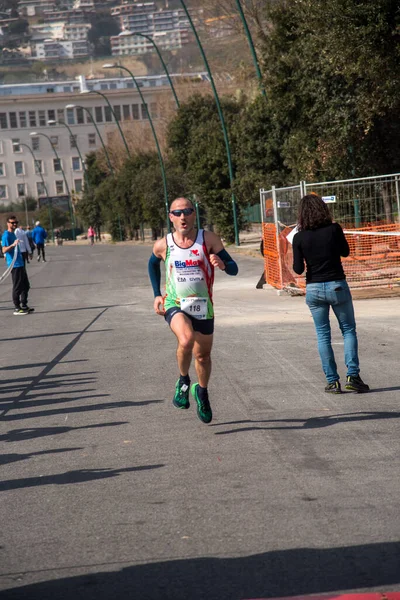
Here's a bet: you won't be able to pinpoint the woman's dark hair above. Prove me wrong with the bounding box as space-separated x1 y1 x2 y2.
297 194 333 230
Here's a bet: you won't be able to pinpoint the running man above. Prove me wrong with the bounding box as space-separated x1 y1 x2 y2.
148 197 238 424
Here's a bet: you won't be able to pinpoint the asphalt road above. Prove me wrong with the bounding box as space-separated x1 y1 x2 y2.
0 244 399 600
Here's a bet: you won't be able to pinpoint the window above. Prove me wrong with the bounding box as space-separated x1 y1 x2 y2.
70 135 77 149
34 159 43 175
32 136 40 151
0 163 4 176
48 109 55 123
141 104 149 119
53 158 62 173
36 181 46 196
88 133 96 147
0 184 7 199
72 156 81 171
19 111 27 128
17 183 26 197
66 107 75 125
95 106 103 123
29 111 37 127
0 113 8 129
39 110 46 127
85 107 93 123
113 105 121 121
100 83 108 90
15 161 24 176
10 112 18 128
76 107 84 124
74 179 83 193
55 180 64 194
123 105 130 120
110 83 117 90
57 108 65 124
50 136 59 149
12 138 21 152
104 106 112 122
132 104 139 120
150 102 158 119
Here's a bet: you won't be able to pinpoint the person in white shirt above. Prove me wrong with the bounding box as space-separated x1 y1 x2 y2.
15 225 33 266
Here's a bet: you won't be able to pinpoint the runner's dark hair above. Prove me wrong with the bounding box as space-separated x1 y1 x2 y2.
297 194 332 231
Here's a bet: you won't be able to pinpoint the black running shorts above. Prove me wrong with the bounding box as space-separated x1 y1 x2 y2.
164 307 214 335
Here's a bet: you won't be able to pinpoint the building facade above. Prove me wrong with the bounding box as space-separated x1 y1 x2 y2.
0 74 205 205
111 28 188 56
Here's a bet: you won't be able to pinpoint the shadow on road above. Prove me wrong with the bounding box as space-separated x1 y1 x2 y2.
0 464 165 492
212 411 400 435
1 540 399 600
0 422 128 443
0 447 83 466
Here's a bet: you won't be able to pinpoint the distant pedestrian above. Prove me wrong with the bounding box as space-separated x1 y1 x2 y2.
32 221 47 262
1 216 34 315
88 226 95 246
15 224 33 265
25 225 35 253
293 194 369 394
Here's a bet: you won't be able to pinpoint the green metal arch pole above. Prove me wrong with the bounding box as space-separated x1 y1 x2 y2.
31 132 76 241
179 0 239 246
84 90 131 158
70 105 114 174
235 0 266 98
18 141 54 242
135 33 180 108
103 64 170 233
50 120 91 191
72 105 124 241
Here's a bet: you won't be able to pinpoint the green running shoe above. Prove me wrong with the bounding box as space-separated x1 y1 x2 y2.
173 379 190 409
191 383 212 424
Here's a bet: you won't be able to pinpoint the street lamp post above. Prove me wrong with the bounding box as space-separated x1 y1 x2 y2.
65 104 114 174
30 131 76 241
103 63 170 233
13 141 54 240
178 0 240 245
66 105 125 241
134 33 180 108
47 119 91 192
81 90 131 158
235 0 266 98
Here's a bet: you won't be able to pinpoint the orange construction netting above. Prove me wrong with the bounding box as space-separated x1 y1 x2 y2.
263 222 400 290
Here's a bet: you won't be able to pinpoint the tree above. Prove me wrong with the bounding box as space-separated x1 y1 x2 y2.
34 206 69 231
260 0 400 181
167 94 247 241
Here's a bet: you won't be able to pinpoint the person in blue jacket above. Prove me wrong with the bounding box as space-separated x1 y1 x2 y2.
32 221 48 262
1 216 34 315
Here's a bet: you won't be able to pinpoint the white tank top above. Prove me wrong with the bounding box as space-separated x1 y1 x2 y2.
164 229 214 319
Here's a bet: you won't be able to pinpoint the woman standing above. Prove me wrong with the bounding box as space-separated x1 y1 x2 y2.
293 194 369 394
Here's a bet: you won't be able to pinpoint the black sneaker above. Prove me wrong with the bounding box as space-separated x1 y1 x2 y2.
13 308 28 316
173 379 190 409
345 375 370 393
325 381 342 394
191 383 212 424
22 306 35 313
37 255 41 262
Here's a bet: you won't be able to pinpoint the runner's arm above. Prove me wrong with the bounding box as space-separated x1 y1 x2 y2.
216 248 238 275
205 231 238 276
148 253 162 297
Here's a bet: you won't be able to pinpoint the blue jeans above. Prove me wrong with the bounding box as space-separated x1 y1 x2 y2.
306 280 359 383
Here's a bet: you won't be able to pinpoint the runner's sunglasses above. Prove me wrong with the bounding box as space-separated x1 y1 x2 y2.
170 208 194 217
